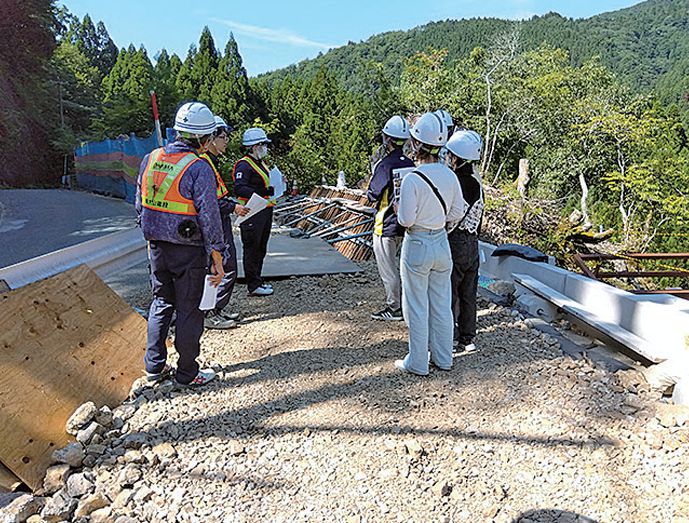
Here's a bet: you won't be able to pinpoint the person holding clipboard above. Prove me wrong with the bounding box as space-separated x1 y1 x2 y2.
232 127 276 296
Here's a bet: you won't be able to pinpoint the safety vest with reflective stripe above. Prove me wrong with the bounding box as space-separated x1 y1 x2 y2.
232 155 274 206
199 153 229 199
140 148 200 215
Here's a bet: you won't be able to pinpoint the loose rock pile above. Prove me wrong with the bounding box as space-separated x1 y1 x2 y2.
3 261 689 522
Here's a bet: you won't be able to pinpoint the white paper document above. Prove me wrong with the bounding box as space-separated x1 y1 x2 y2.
199 275 219 311
235 193 268 225
392 167 415 203
269 166 287 199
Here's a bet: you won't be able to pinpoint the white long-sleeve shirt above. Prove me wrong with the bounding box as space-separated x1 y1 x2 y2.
397 162 465 230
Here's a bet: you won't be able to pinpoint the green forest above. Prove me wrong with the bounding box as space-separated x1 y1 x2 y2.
2 0 689 258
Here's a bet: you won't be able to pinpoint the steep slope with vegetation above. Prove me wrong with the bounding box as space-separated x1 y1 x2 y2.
0 1 59 186
260 0 689 123
2 1 688 271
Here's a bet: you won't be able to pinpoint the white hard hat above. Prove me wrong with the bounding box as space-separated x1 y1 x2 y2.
434 109 454 129
382 115 410 140
242 127 271 146
214 115 233 133
446 129 482 161
410 112 448 147
173 102 216 135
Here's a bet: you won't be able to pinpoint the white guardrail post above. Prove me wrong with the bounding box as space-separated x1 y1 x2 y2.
0 228 148 290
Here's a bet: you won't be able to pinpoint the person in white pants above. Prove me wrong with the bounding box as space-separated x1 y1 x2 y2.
395 112 466 376
367 115 415 321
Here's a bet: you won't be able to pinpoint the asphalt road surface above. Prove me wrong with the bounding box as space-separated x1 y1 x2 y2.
0 189 137 268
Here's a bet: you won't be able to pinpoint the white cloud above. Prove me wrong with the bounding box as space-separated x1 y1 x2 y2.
212 18 336 50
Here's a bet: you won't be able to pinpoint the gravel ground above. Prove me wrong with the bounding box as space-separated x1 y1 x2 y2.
5 261 689 523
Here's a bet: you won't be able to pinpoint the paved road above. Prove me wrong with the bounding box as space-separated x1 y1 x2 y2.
0 189 137 267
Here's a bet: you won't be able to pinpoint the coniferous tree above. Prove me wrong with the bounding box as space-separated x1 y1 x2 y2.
175 44 197 101
95 21 118 77
211 33 253 126
175 27 218 104
51 40 100 148
73 15 100 68
154 49 182 129
95 45 155 136
0 0 59 186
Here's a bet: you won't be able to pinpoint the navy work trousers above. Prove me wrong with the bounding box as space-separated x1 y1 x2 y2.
240 206 273 293
214 210 238 312
448 229 480 345
144 240 207 384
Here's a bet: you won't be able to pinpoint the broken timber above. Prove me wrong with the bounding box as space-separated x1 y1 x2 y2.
277 186 375 261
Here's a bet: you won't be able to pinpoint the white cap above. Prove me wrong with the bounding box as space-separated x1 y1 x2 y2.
242 127 271 146
173 102 216 135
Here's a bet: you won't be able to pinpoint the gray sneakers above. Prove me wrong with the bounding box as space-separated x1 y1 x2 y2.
146 363 175 382
185 368 217 386
249 285 273 296
204 310 238 329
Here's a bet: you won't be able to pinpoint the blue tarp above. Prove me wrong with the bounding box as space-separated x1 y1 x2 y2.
74 131 169 204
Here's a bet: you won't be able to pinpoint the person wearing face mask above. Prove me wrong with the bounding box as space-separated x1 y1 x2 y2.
445 129 485 354
199 116 250 329
367 115 415 321
232 127 275 296
395 112 466 376
136 101 224 386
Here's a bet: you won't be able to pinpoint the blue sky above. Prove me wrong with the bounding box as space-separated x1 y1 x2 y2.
60 0 643 76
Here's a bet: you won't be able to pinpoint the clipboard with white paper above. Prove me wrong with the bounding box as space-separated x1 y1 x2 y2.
236 193 268 225
199 275 219 310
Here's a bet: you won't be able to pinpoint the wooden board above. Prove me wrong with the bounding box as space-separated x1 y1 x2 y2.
0 265 147 490
0 462 23 492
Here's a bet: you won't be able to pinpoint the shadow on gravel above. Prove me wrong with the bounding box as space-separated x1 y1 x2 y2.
512 509 599 523
137 338 616 452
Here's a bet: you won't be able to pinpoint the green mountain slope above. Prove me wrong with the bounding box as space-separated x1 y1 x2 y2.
259 0 689 101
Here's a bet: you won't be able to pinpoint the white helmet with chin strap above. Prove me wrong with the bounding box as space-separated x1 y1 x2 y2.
242 127 271 147
173 102 216 136
434 109 454 131
446 129 482 161
410 112 448 147
213 115 234 134
382 115 410 140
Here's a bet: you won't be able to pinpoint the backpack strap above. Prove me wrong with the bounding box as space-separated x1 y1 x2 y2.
411 170 447 216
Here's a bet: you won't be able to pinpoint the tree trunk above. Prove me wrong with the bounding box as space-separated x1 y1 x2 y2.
517 158 530 198
578 171 590 225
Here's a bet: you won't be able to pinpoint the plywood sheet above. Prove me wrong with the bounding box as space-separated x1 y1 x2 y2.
0 463 22 492
0 265 146 490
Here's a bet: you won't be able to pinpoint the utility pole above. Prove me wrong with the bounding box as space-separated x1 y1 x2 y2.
58 81 69 188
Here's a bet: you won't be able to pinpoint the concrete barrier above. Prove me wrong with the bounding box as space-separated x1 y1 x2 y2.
0 228 147 290
479 241 689 363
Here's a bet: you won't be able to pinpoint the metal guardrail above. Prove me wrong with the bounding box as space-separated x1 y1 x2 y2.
572 252 689 299
0 228 147 290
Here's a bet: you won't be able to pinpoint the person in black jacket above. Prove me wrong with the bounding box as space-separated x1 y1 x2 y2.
200 116 249 329
232 127 275 296
367 115 415 321
445 129 485 353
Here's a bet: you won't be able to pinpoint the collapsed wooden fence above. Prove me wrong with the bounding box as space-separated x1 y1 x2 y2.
274 186 375 261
